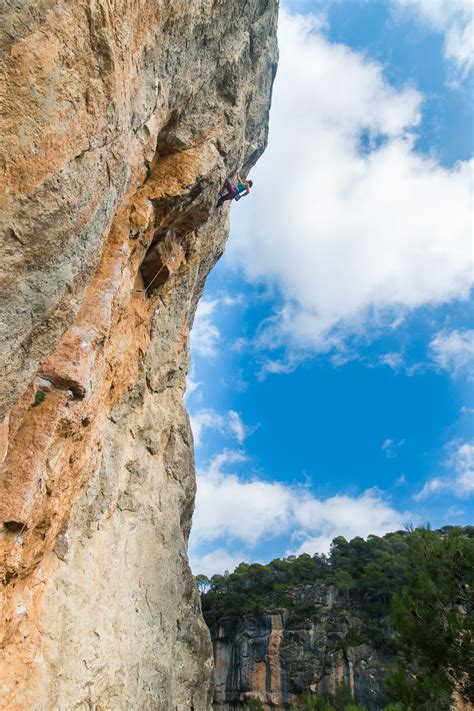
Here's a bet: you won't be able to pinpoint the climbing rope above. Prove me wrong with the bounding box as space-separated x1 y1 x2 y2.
144 262 167 293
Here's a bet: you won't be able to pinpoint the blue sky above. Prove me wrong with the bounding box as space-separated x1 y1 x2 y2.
188 0 473 576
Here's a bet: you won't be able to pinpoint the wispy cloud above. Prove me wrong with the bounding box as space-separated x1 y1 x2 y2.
190 409 253 447
378 352 423 376
190 299 221 358
394 0 474 79
446 505 465 519
415 439 474 500
190 409 226 447
228 410 250 444
382 438 406 458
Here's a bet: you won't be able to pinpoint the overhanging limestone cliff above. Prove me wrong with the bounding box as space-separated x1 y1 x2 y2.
0 2 278 708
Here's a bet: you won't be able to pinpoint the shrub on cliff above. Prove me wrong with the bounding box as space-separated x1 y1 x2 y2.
290 691 335 710
335 682 353 710
243 697 265 711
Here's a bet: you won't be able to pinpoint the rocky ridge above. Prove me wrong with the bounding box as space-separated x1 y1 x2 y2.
0 2 278 708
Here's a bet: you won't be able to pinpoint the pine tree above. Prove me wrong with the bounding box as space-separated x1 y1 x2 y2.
388 527 474 706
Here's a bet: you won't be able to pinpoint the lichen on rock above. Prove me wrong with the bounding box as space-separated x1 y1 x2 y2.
0 1 278 708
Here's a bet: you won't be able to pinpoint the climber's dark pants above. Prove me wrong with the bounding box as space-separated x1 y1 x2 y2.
217 179 238 207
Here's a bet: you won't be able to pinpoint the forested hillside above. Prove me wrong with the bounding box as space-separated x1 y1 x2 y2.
199 526 474 709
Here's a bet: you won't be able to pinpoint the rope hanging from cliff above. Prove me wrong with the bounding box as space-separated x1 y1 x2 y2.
145 263 167 294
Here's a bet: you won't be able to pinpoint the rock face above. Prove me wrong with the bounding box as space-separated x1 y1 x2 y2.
212 586 394 710
0 2 278 708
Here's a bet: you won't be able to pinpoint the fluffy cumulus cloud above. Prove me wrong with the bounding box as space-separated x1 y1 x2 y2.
189 450 407 574
191 451 294 547
290 490 406 556
227 11 472 367
429 328 474 379
415 439 474 500
395 0 474 77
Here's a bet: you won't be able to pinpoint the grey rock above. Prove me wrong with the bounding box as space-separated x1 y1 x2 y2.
212 586 395 710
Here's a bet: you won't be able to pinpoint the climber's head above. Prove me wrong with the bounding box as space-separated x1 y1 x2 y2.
246 180 253 188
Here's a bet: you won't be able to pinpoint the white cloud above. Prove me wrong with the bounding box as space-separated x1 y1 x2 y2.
290 490 406 556
430 328 474 378
380 352 405 370
190 547 248 578
190 409 226 446
395 0 474 77
190 449 407 573
190 294 244 359
228 410 248 444
185 362 202 401
191 450 294 546
227 11 473 367
190 299 221 358
446 505 465 518
383 438 394 451
378 352 422 376
415 439 474 499
382 437 406 458
221 294 245 308
190 409 251 447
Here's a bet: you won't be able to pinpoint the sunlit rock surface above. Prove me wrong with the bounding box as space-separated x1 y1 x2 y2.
0 1 278 707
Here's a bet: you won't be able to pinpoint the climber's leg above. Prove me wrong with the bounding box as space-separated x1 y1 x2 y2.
216 180 238 207
217 192 235 208
223 178 234 192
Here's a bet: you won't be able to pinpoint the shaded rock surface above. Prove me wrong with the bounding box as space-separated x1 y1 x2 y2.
212 586 394 710
0 1 278 708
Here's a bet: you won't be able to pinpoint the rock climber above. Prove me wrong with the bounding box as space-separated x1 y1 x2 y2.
216 173 253 208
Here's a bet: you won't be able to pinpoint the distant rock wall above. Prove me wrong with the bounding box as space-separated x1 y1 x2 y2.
0 2 278 708
212 586 394 710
